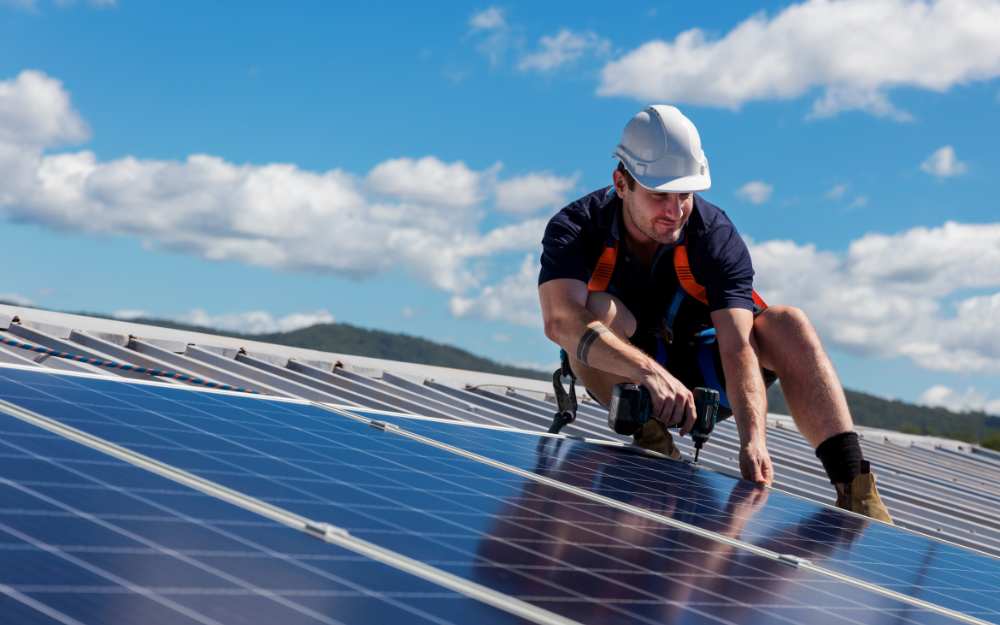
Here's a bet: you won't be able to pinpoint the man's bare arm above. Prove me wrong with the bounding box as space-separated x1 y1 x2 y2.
711 307 772 485
540 278 695 432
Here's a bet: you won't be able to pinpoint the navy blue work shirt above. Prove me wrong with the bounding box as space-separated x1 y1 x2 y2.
539 187 755 339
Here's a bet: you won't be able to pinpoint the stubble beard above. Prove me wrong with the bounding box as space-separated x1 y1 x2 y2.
623 193 684 246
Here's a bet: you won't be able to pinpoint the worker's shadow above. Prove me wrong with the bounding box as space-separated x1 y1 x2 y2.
471 437 866 622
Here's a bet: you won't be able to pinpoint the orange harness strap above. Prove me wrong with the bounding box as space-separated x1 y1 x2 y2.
589 232 768 310
673 243 709 306
675 237 768 309
587 232 619 292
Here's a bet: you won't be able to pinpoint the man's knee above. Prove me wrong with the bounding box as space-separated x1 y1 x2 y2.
585 291 637 338
754 306 822 363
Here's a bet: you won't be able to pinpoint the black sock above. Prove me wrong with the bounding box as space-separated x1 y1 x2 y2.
815 432 862 484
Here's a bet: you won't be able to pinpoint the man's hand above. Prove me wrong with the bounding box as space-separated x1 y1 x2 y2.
640 366 697 436
739 438 773 486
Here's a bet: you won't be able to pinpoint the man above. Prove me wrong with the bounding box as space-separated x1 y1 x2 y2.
538 105 892 522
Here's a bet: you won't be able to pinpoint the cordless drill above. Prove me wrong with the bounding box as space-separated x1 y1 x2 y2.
607 384 719 462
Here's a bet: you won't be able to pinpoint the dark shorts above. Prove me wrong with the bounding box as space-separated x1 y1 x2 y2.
608 306 778 421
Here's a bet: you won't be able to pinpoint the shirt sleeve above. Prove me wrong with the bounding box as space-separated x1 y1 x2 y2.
688 224 755 312
538 208 596 286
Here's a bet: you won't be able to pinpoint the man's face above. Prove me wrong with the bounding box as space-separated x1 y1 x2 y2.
615 170 693 246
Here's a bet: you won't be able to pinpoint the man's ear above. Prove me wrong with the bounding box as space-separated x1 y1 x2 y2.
612 170 627 197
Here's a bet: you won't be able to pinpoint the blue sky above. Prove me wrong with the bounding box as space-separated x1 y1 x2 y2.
1 0 999 413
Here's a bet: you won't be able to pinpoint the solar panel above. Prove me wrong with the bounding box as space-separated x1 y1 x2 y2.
0 367 986 624
351 409 1000 614
0 410 541 625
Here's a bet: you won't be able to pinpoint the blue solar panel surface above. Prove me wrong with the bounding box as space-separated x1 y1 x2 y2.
0 411 529 625
358 410 1000 616
0 367 990 624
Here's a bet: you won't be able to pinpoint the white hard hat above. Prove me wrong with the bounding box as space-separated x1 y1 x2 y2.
613 105 711 193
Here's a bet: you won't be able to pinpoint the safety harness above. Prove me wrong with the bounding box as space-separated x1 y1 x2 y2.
549 220 768 432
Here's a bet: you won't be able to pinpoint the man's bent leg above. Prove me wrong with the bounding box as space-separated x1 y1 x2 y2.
753 306 892 523
570 292 681 459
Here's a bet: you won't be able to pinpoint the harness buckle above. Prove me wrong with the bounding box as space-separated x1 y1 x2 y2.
549 349 578 434
653 316 674 345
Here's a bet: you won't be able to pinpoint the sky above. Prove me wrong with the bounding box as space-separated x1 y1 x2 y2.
0 0 999 414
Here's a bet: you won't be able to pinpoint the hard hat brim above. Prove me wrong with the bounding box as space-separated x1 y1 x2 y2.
632 170 711 194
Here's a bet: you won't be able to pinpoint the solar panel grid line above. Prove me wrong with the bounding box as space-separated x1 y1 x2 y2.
338 409 1000 624
234 354 397 412
0 514 228 625
129 340 291 398
0 383 585 625
0 423 536 625
0 582 88 625
5 324 183 387
0 372 944 624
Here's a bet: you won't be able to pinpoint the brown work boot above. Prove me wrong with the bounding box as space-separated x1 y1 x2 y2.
834 461 893 524
633 419 682 460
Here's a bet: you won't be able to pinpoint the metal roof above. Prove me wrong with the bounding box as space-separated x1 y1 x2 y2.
1 302 998 588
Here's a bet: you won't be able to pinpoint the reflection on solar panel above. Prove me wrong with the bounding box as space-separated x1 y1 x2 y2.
0 366 996 624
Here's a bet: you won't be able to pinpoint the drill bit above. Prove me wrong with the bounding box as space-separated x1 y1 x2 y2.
694 445 701 463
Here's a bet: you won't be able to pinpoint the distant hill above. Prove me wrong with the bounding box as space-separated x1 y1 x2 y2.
767 384 1000 450
128 318 552 382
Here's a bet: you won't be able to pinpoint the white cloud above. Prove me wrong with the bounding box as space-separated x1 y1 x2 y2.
598 0 1000 118
397 306 422 319
0 70 555 300
5 0 115 7
736 181 773 204
448 254 542 327
366 156 493 207
519 30 610 72
494 172 579 215
468 7 520 65
921 145 966 177
115 308 334 334
0 293 37 307
846 195 868 210
111 309 153 320
825 184 849 200
918 385 1000 415
751 221 1000 375
493 334 514 342
469 7 505 31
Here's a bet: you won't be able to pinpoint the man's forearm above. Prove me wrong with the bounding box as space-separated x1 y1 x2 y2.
554 308 653 381
720 344 768 444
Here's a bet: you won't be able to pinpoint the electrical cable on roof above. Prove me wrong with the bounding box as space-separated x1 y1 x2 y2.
0 337 269 395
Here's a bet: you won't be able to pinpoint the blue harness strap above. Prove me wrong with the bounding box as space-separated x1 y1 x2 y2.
654 335 667 367
695 328 731 409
